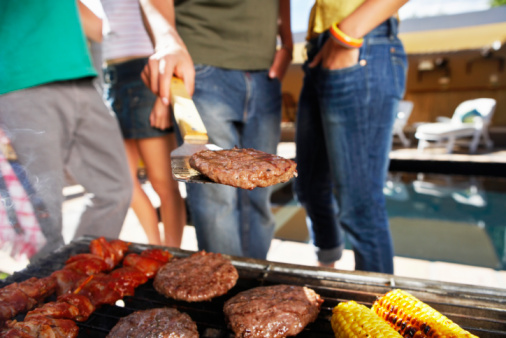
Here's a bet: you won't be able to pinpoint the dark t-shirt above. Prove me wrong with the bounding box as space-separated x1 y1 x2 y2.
175 0 279 70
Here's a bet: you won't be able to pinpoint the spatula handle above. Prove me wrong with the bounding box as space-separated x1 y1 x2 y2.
170 77 209 143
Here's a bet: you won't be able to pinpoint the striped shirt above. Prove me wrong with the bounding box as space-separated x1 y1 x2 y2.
101 0 154 61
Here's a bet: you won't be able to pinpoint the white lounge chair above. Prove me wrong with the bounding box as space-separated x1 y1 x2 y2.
415 98 496 154
392 100 414 147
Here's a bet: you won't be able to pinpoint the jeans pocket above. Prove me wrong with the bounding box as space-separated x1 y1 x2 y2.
194 64 216 79
321 62 362 76
317 62 365 111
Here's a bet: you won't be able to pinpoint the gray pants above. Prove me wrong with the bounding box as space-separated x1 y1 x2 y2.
0 79 132 261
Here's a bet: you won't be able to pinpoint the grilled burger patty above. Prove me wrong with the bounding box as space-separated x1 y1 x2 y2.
189 147 297 190
153 251 238 302
107 308 199 338
223 284 323 338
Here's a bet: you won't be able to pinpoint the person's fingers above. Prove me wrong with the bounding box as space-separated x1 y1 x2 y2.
150 101 159 128
308 51 322 68
167 114 173 129
141 66 150 88
177 69 194 97
149 111 156 127
155 108 166 129
146 57 160 96
158 58 174 106
269 48 292 80
160 115 169 130
268 58 278 79
150 97 171 129
151 112 164 129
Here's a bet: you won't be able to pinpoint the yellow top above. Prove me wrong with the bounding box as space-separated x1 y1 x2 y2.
306 0 365 40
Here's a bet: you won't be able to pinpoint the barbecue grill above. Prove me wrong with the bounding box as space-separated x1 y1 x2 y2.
2 236 506 337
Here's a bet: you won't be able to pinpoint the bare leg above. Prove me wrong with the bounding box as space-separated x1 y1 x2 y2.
138 134 186 247
124 139 162 245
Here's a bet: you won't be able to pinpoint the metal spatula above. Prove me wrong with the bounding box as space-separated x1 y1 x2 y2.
169 77 221 183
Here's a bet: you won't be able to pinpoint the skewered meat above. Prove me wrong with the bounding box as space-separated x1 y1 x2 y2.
73 274 123 306
0 237 129 325
73 250 172 307
140 248 173 262
54 294 95 322
90 237 130 269
51 269 90 296
0 276 56 324
109 239 130 262
1 248 173 338
108 267 149 297
154 251 238 302
24 301 81 322
123 253 165 278
107 308 199 338
1 315 79 338
189 147 297 190
63 256 110 276
65 253 103 265
223 284 323 338
85 249 171 304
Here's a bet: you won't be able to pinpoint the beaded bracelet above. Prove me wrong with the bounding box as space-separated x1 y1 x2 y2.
329 22 363 49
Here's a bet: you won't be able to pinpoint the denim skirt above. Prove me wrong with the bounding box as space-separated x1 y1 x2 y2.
103 57 173 139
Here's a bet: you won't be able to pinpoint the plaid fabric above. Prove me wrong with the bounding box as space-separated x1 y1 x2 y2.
0 130 46 260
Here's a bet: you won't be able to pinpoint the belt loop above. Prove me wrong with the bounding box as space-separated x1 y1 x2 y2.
388 17 397 38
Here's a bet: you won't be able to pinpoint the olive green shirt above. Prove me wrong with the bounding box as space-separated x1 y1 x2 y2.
175 0 279 70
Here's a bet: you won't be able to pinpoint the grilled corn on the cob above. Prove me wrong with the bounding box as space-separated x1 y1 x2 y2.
331 300 402 337
372 289 478 338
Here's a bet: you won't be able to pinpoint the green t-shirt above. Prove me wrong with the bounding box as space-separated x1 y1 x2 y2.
175 0 279 70
0 0 96 95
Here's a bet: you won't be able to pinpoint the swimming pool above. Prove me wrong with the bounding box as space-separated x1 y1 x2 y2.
384 172 506 270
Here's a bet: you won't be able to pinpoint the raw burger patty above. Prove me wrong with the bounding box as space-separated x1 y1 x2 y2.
189 147 297 190
153 251 238 302
223 284 323 338
107 308 198 338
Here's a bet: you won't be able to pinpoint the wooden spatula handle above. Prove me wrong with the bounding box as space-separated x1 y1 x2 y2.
170 77 209 143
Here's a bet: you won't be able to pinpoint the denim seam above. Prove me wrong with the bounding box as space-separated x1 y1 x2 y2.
242 72 251 123
391 53 408 99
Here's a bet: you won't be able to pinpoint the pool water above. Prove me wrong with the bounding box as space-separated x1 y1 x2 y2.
384 172 506 270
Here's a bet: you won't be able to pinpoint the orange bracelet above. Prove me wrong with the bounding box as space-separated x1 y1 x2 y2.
329 22 363 49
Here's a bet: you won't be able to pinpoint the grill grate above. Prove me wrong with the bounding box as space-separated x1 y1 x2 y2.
2 236 506 337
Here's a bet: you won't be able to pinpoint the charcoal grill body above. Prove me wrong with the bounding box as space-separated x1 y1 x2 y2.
2 236 506 337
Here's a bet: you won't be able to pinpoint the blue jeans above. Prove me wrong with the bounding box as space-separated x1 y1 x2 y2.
185 66 282 259
295 18 407 273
